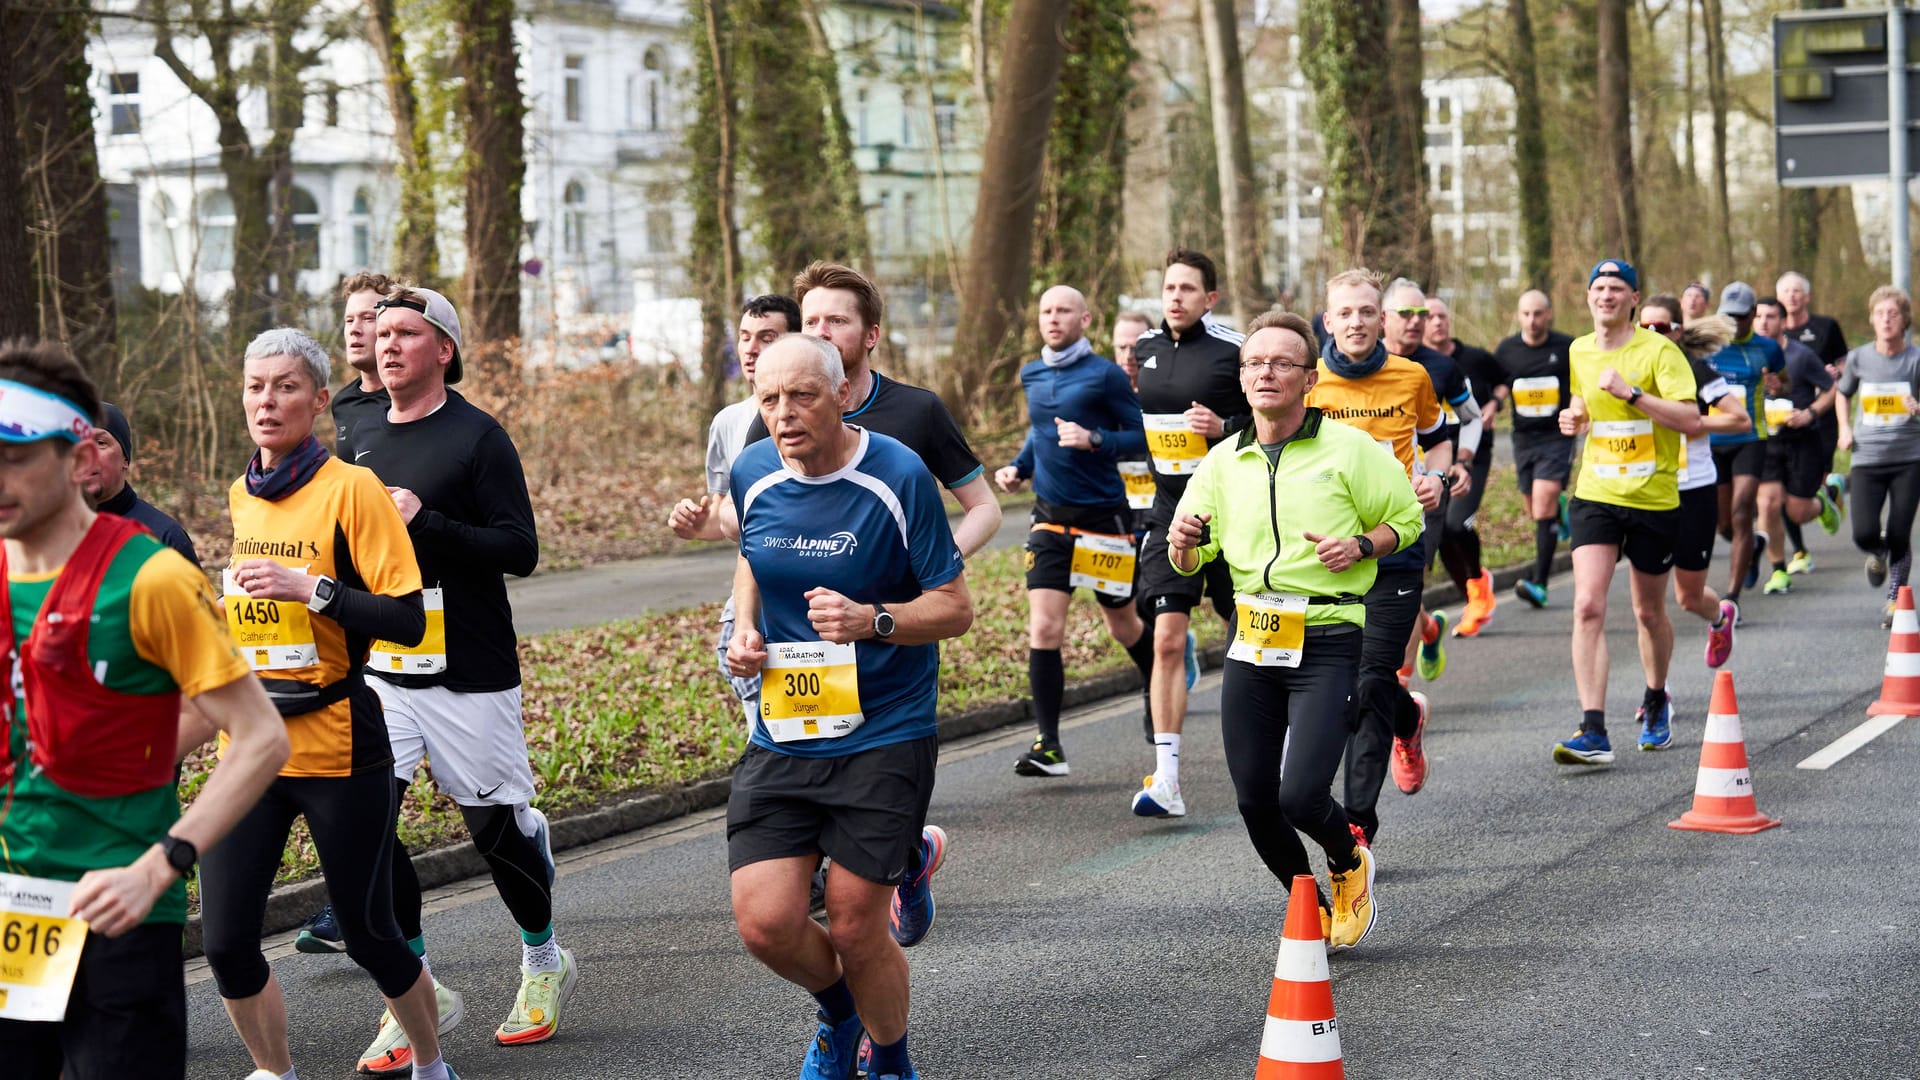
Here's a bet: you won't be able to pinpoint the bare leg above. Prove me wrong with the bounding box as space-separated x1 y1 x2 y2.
824 862 910 1044
222 976 294 1075
1672 567 1722 623
732 856 840 992
1571 544 1620 712
1629 567 1675 693
384 968 442 1065
1150 611 1191 736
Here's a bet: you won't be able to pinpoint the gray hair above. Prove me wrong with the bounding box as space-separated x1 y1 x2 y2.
244 327 331 390
1386 277 1425 306
777 333 847 391
1777 271 1812 296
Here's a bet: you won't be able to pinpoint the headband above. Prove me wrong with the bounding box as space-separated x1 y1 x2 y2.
0 379 92 445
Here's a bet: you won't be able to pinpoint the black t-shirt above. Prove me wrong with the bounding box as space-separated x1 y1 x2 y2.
1788 314 1849 368
1780 338 1835 412
332 380 390 462
743 371 983 489
349 391 540 692
1133 316 1248 517
1493 330 1576 436
1449 340 1501 408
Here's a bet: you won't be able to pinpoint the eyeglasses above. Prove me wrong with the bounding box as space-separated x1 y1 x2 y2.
1391 307 1429 319
1241 359 1316 374
1639 320 1678 334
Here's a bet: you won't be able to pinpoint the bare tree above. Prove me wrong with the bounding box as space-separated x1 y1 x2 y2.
690 0 743 417
367 0 438 281
1506 0 1552 290
1701 0 1731 268
0 2 35 343
1198 0 1265 318
1596 0 1638 261
1386 0 1434 287
454 0 525 362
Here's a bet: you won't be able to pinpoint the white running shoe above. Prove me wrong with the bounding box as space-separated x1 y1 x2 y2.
1130 773 1186 817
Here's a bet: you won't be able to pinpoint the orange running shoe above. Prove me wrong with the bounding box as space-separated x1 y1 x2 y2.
1454 568 1496 637
1391 691 1430 794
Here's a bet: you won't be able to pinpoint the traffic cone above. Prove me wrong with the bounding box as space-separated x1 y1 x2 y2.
1867 585 1920 718
1668 671 1781 834
1255 874 1345 1079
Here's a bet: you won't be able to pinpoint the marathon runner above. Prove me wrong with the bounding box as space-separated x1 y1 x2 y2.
333 271 399 460
1492 290 1576 608
84 402 198 564
1169 309 1420 950
0 342 285 1080
1552 261 1699 766
1775 271 1852 573
725 334 971 1080
1112 309 1151 391
1307 269 1447 843
1131 250 1246 818
1680 283 1712 323
1424 294 1502 636
1835 285 1920 626
195 328 461 1080
993 286 1153 782
1753 295 1841 596
1702 283 1785 614
1110 311 1155 536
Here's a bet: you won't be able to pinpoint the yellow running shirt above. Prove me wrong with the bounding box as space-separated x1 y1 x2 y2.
1305 354 1445 480
1568 327 1696 511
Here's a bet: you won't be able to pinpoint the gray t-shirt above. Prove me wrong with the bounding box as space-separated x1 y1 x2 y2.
1837 342 1920 466
704 397 760 495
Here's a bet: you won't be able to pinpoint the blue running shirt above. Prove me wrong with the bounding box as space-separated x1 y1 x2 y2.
1706 334 1785 447
733 428 964 757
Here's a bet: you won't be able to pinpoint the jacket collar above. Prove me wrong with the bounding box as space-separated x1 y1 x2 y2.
1234 407 1324 452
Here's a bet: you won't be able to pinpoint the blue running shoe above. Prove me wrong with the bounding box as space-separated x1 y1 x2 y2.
1744 532 1767 591
1183 628 1199 690
889 825 946 948
855 1039 920 1080
1552 729 1614 765
1514 579 1548 609
800 1009 864 1080
1637 691 1673 751
294 904 347 954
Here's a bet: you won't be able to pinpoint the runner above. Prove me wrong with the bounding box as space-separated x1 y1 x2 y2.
1702 282 1785 614
725 334 971 1080
1835 285 1920 626
1552 261 1700 766
1424 294 1502 636
1492 290 1576 608
1776 271 1852 574
1753 295 1841 596
334 271 399 460
1131 249 1246 818
0 342 284 1080
993 285 1154 782
1168 310 1420 950
1112 309 1151 391
1306 268 1447 842
196 327 461 1080
84 402 199 564
1680 283 1712 323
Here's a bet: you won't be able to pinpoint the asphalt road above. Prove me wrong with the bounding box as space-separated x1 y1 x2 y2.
186 522 1919 1079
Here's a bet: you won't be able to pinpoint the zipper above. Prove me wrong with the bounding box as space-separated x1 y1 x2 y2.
1262 446 1283 591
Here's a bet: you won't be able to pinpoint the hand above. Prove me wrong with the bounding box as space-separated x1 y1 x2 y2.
1054 417 1096 450
234 558 317 603
669 495 714 539
804 587 875 644
1184 402 1225 439
386 486 422 524
1596 367 1632 401
1559 402 1589 437
70 849 172 938
1763 373 1786 396
1906 395 1920 416
993 465 1025 494
1304 531 1361 574
726 626 767 678
1787 408 1812 429
1168 511 1210 553
1413 473 1444 511
1447 462 1472 497
1838 428 1855 452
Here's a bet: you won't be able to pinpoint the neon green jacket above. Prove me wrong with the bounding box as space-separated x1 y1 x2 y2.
1171 408 1425 629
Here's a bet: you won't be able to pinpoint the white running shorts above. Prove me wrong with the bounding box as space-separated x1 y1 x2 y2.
375 678 537 807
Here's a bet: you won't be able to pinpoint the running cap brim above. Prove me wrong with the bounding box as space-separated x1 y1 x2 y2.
0 380 93 445
376 288 465 385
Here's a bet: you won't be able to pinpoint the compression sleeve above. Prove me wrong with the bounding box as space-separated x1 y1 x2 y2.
323 586 426 648
410 425 540 578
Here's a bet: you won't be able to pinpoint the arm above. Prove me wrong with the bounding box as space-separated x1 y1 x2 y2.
725 554 767 677
1168 455 1220 575
1836 390 1855 450
947 474 1001 558
406 427 540 577
233 559 426 645
1700 393 1751 436
805 574 972 648
1011 428 1036 479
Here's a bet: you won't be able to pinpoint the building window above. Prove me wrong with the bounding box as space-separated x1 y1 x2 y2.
1433 163 1455 197
875 191 891 253
323 83 340 128
900 91 913 148
1431 95 1452 127
643 46 665 132
855 89 869 146
148 194 178 275
646 208 672 253
902 192 916 251
564 54 585 124
562 179 587 256
290 185 321 270
350 187 372 268
108 72 140 135
895 22 913 60
934 97 956 149
197 190 235 272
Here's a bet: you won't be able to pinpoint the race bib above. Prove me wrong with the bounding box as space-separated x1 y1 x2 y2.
1764 398 1795 436
0 873 87 1022
1069 533 1135 598
223 568 319 671
1512 377 1559 418
760 640 864 743
1227 591 1308 668
1587 419 1657 480
368 587 447 675
1143 413 1206 475
1119 460 1155 510
1858 381 1912 427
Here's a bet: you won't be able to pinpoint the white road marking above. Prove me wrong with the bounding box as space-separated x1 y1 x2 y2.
1795 713 1907 771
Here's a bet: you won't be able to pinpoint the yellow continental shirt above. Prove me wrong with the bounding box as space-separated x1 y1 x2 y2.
226 456 422 777
1305 354 1445 479
1569 327 1697 511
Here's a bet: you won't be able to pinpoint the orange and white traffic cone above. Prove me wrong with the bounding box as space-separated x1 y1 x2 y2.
1668 671 1781 835
1255 874 1345 1079
1868 585 1920 718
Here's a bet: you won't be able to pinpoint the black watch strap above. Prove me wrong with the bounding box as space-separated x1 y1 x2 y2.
160 834 198 876
1354 534 1375 558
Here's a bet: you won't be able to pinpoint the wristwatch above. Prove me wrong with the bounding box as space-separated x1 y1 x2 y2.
160 834 198 877
1353 534 1375 559
307 574 338 613
1089 429 1105 450
1627 386 1645 406
872 603 895 639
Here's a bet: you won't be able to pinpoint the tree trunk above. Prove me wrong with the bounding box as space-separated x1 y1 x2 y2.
1198 0 1265 318
1683 0 1695 186
949 0 1072 415
368 0 439 281
1506 0 1552 291
0 2 36 344
1595 0 1638 262
1385 0 1434 287
1701 0 1731 269
690 0 743 418
972 0 993 109
455 0 525 366
1300 0 1396 268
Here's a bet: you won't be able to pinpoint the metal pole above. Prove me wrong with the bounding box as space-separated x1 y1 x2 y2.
1893 3 1911 292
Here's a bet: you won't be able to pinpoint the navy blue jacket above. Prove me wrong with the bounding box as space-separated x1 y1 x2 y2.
1010 352 1146 508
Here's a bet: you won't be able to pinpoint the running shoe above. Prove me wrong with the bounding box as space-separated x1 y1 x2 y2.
1552 729 1614 765
1454 568 1496 636
1826 471 1849 506
1327 845 1377 951
1637 691 1673 751
494 948 578 1046
1514 579 1548 609
1348 822 1370 850
527 806 555 888
1744 532 1768 591
1787 550 1814 575
1556 492 1572 542
1817 487 1841 535
1318 901 1333 946
889 825 946 948
1416 611 1448 682
1867 549 1890 588
1391 691 1429 795
854 1040 923 1080
1763 568 1792 595
1183 628 1199 690
356 979 467 1076
1396 662 1413 689
1886 601 1900 629
1131 773 1186 817
799 1009 865 1080
294 903 347 954
1706 600 1737 668
1013 740 1069 777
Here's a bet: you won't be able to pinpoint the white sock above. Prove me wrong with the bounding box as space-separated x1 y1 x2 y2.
522 932 562 973
1154 733 1181 784
512 803 542 840
280 1069 299 1080
412 1055 450 1080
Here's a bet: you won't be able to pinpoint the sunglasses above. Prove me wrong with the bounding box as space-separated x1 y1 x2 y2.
1391 307 1429 318
1639 320 1678 334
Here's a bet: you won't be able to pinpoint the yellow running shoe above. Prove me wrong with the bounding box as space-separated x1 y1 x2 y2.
356 978 465 1076
495 948 579 1046
1327 845 1378 951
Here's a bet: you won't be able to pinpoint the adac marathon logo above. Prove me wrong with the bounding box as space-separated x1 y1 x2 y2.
762 530 860 557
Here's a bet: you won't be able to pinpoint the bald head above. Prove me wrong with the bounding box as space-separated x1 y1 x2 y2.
1517 289 1552 345
1038 284 1093 349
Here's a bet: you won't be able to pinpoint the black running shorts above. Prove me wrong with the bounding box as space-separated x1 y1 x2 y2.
1761 433 1825 499
1711 441 1766 482
1671 484 1720 573
1513 431 1574 494
727 735 938 886
1568 495 1681 576
1024 500 1137 610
